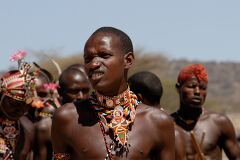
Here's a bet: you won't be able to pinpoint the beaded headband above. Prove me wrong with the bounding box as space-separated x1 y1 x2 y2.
0 50 36 103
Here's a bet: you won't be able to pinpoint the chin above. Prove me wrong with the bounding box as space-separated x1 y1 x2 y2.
189 104 203 109
92 81 108 92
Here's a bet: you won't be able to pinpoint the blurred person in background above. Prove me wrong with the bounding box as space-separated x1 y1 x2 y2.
31 65 60 160
58 66 91 105
171 64 240 160
0 50 36 160
128 71 186 160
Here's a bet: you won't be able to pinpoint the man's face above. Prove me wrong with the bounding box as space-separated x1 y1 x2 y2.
61 73 91 103
0 95 29 120
84 33 126 95
178 76 207 109
35 76 49 100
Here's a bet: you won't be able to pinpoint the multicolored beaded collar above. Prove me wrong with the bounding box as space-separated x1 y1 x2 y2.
90 87 140 159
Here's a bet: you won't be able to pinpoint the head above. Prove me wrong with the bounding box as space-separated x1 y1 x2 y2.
67 63 86 74
84 27 134 96
176 64 208 109
34 70 52 100
0 70 31 120
58 68 91 104
128 71 163 106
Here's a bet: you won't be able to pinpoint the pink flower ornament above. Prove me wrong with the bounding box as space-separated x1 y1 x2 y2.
43 83 59 92
9 50 27 62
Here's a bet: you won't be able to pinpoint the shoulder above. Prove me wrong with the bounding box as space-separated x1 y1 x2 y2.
35 118 52 132
203 110 232 125
202 110 234 133
19 116 35 137
138 104 174 129
52 102 77 125
19 116 34 131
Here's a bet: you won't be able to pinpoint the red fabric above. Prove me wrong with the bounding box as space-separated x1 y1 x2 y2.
177 64 208 84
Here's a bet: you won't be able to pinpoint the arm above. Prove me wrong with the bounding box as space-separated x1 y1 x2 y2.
216 114 240 159
18 116 35 160
34 118 52 160
155 111 175 160
51 105 73 159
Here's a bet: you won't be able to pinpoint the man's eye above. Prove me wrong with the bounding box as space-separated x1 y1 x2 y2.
68 90 79 94
200 85 207 90
101 53 111 59
82 88 90 94
84 58 90 64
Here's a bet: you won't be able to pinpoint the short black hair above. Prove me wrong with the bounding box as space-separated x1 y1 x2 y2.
89 26 133 54
128 71 163 105
58 68 86 89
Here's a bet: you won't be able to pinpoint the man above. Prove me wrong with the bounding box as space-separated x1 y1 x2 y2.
0 51 36 160
128 71 186 160
32 68 60 160
58 67 91 105
128 71 163 107
171 64 240 160
52 27 175 159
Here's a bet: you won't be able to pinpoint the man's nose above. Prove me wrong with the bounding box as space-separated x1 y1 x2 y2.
77 91 84 99
194 86 200 95
91 57 101 68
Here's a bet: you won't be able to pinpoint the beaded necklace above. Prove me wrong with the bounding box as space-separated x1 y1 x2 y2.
90 87 140 159
0 118 20 160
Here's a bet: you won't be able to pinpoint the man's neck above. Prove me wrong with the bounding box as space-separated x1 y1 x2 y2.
95 86 131 109
178 106 203 120
95 83 128 97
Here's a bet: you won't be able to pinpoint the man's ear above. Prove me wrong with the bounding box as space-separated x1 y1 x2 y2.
124 52 134 69
136 93 143 102
175 83 181 93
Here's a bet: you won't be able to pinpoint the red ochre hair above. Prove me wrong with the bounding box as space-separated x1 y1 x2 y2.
177 64 208 85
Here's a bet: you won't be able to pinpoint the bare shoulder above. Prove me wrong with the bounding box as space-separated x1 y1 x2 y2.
19 116 35 133
203 110 234 131
35 118 52 132
139 104 174 128
204 110 232 125
53 102 78 124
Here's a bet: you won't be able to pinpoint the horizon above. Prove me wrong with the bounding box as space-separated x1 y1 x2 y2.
1 0 240 70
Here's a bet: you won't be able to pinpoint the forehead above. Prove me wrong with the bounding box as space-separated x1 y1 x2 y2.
62 72 89 88
181 75 207 85
84 32 121 54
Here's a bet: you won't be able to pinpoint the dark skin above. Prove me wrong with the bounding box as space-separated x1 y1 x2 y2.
33 74 56 160
0 94 33 160
34 106 55 160
129 81 186 160
58 68 91 105
172 76 240 160
52 31 175 159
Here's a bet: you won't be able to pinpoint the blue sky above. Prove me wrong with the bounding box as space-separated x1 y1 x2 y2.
1 0 240 70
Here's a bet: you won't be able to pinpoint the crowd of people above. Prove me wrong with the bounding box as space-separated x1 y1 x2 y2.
0 26 240 160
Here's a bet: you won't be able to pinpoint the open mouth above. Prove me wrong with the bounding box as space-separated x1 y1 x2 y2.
90 71 104 81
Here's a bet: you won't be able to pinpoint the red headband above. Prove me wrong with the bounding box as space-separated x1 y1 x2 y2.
177 64 208 84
